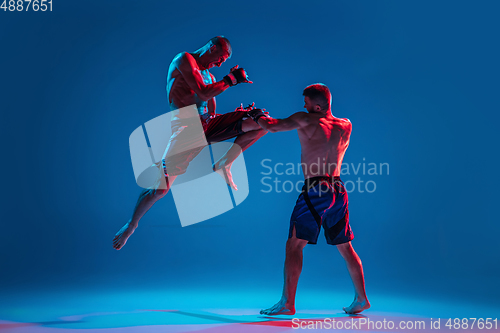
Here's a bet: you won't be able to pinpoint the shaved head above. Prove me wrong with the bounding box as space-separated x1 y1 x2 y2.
207 36 232 57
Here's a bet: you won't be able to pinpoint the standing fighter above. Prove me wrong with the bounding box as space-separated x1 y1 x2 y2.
113 36 267 250
248 84 370 314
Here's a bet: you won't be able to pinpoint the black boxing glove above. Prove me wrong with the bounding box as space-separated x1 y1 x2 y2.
223 68 251 86
247 108 267 123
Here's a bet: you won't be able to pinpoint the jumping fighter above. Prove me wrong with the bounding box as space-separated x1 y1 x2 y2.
113 36 267 250
246 83 370 315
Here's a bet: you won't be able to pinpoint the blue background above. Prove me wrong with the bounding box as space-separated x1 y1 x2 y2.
1 0 499 310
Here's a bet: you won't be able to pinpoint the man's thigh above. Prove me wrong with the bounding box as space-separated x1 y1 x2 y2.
204 112 248 142
241 117 261 132
287 225 309 250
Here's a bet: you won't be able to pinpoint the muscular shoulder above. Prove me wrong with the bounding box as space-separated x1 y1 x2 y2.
343 118 352 130
337 118 352 139
333 117 352 129
175 52 198 71
290 112 313 126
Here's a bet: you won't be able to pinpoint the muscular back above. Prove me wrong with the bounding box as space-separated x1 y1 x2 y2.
297 113 352 178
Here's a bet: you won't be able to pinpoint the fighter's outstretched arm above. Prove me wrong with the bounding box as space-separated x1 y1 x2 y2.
255 112 310 133
177 52 230 101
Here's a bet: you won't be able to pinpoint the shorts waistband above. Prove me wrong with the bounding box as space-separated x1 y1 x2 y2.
302 176 342 192
172 116 204 127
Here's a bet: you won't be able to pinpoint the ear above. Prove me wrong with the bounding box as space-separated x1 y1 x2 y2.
209 43 217 54
315 104 322 112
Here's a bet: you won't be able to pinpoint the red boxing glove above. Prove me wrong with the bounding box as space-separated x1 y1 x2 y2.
223 68 252 86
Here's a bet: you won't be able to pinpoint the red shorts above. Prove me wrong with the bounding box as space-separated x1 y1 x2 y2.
162 111 248 177
202 111 246 142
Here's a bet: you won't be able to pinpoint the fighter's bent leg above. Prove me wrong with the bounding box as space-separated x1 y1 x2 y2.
113 174 177 250
337 241 370 314
235 118 267 153
260 227 308 316
214 118 267 190
241 116 263 132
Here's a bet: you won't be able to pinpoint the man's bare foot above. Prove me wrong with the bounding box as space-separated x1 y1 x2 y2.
343 297 370 314
214 163 237 191
113 220 137 250
260 298 295 316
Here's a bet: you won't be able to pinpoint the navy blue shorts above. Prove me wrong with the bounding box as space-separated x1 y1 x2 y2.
289 176 354 245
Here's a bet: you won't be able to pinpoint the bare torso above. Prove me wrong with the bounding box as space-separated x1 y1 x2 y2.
297 112 352 179
166 52 214 117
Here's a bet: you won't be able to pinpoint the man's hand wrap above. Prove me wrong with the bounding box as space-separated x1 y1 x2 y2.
223 68 250 86
247 108 267 123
